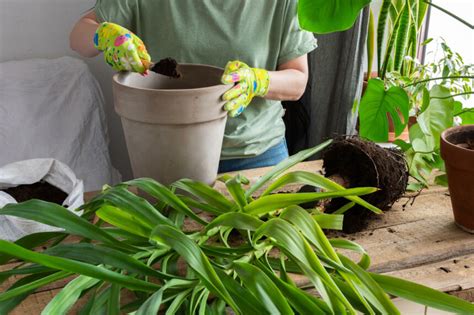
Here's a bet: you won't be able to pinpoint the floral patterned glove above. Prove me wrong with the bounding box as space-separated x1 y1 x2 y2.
94 22 151 74
221 61 270 117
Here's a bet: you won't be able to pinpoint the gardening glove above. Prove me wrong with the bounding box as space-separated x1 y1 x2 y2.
221 61 270 117
94 22 151 74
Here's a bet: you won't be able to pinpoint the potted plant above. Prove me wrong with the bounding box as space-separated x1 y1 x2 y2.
0 143 473 313
440 125 474 233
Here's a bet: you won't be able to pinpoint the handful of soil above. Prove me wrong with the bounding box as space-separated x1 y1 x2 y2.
150 57 181 78
1 181 67 205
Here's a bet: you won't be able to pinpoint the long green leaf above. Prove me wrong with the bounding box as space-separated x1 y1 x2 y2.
246 140 333 197
371 273 474 314
206 213 264 232
0 200 130 250
41 275 100 315
377 0 391 73
394 4 410 72
107 284 121 315
314 213 344 230
0 271 70 301
0 241 159 292
340 255 400 315
254 219 355 314
96 205 152 238
0 232 65 265
233 262 294 315
381 4 405 78
329 239 371 270
223 175 248 209
255 260 331 314
44 243 170 279
150 225 239 313
261 171 382 214
172 179 233 211
96 186 174 227
126 178 208 226
367 8 375 80
244 188 377 216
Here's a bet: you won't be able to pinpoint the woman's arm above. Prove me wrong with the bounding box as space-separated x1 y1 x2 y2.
266 54 309 101
70 10 100 57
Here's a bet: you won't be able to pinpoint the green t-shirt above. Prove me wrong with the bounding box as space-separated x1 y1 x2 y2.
95 0 317 159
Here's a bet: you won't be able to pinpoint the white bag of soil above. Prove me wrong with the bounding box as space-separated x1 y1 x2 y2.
0 159 84 241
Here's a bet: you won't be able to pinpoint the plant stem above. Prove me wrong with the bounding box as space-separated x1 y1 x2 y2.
403 76 474 88
423 0 474 29
454 108 474 116
430 92 474 99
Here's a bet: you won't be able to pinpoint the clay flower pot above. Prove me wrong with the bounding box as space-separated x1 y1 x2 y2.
113 64 229 185
440 125 474 233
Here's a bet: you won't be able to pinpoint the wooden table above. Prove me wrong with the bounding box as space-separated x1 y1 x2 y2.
3 161 474 314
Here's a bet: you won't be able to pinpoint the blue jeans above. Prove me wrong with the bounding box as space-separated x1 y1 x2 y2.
218 139 289 173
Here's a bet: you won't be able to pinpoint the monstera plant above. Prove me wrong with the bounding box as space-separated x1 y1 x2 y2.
1 141 474 314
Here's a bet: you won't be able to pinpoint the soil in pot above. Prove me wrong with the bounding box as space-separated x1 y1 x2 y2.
299 137 408 233
1 181 67 205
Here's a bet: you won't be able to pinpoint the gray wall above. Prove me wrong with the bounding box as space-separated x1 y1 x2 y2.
0 0 133 179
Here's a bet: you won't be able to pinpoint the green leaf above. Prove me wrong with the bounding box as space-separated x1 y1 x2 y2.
223 174 248 209
314 213 344 230
246 140 333 198
172 179 233 211
377 0 391 74
329 239 370 270
245 188 378 216
298 0 371 34
107 284 121 315
254 219 355 313
125 178 208 226
96 205 152 238
434 174 448 187
371 273 474 314
359 78 409 142
0 241 159 292
0 232 65 265
262 171 382 214
41 275 100 315
393 4 410 72
0 200 133 251
255 260 331 314
93 186 175 228
44 243 171 279
340 255 400 314
233 262 294 315
417 85 454 146
214 268 268 314
206 213 264 232
0 271 70 302
150 225 239 312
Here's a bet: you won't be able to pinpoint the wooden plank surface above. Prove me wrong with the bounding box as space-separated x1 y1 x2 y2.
6 160 474 313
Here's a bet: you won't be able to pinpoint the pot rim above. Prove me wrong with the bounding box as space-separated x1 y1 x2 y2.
441 125 474 153
112 63 231 94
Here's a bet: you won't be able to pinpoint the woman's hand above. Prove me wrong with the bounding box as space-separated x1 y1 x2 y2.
221 61 270 117
94 22 151 74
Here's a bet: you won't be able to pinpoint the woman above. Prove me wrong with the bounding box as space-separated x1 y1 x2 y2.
70 0 317 173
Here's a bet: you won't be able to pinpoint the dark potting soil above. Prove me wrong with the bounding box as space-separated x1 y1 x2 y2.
150 57 181 78
321 137 408 233
1 181 67 205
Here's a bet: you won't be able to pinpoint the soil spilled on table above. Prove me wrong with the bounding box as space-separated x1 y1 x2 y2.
320 137 408 233
150 58 181 78
2 181 67 205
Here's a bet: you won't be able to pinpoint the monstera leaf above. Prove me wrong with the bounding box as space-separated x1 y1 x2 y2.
359 78 409 142
298 0 372 34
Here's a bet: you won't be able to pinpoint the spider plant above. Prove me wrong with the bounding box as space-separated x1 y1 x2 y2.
0 140 473 314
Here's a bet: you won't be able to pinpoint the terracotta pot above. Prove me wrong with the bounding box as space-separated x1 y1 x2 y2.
440 125 474 233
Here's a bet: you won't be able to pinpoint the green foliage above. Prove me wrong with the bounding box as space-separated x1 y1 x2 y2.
297 0 371 34
359 78 409 142
1 145 473 314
